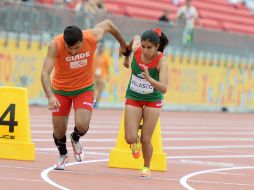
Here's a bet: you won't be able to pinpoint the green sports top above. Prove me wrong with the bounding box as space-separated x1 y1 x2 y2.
126 47 164 101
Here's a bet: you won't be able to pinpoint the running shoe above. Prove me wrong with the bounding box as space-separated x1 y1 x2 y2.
130 137 141 159
70 133 85 162
140 167 151 177
54 154 68 170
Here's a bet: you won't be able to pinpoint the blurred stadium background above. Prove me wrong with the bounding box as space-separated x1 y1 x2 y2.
0 0 254 112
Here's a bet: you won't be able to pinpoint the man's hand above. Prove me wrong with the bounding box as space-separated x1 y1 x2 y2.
123 56 130 68
119 44 128 57
48 95 61 111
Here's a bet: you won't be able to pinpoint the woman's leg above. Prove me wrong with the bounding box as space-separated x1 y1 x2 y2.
124 105 143 145
141 106 161 168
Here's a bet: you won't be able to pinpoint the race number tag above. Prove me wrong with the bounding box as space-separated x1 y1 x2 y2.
130 74 154 94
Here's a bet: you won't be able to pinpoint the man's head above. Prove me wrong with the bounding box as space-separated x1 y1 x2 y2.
64 26 83 55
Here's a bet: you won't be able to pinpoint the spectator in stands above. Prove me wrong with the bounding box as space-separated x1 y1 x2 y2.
122 28 169 177
93 43 110 108
176 0 199 46
41 19 127 170
158 8 171 23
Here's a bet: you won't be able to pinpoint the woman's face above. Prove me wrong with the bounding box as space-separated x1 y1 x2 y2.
141 40 158 60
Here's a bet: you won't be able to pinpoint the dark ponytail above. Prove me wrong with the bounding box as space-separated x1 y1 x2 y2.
158 32 169 53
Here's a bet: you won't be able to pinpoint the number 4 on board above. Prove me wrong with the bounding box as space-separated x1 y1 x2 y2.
0 104 18 133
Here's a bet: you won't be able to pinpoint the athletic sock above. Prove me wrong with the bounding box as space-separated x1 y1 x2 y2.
53 134 67 155
71 126 88 142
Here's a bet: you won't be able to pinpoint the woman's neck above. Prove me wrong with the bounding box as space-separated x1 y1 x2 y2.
141 52 158 64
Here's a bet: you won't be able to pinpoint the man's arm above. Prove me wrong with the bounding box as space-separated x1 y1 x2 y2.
41 40 60 109
122 35 140 68
131 35 141 53
41 40 56 98
91 19 127 51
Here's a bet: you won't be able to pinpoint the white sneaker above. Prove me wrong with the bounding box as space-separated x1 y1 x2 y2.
70 134 85 162
54 154 68 170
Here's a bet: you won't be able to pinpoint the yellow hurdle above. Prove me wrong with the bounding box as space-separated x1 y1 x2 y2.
0 87 35 161
108 111 167 171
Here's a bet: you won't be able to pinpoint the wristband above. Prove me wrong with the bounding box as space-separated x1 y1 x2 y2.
122 49 132 57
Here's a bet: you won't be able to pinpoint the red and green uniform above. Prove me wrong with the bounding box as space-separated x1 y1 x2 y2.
126 47 164 102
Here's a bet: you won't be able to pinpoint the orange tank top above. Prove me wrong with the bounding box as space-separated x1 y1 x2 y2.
52 30 97 91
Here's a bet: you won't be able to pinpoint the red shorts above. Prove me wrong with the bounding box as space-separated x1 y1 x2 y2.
52 91 94 116
125 98 163 108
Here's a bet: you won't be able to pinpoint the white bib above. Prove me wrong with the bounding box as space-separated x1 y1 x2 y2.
130 74 154 94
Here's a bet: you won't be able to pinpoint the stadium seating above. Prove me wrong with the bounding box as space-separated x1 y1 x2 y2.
104 0 254 35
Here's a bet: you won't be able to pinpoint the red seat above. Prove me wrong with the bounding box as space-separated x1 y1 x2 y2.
104 0 254 35
126 6 162 20
199 18 221 30
105 3 122 15
105 0 177 12
193 1 252 17
199 10 254 26
224 22 254 35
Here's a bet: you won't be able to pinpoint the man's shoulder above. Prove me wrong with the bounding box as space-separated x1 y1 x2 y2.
81 29 97 49
54 33 63 41
82 29 94 36
82 29 96 41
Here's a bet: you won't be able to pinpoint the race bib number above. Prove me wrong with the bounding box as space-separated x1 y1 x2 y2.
130 74 154 94
70 59 87 69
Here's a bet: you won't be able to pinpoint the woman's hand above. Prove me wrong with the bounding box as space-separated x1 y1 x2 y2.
139 64 152 82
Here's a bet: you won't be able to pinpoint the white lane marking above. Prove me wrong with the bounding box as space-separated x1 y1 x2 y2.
165 145 254 150
35 145 254 151
41 159 108 190
179 160 236 167
31 130 254 135
33 139 116 142
0 176 44 182
187 179 254 188
36 147 113 151
31 125 254 130
32 138 254 142
180 166 254 190
32 130 118 134
167 155 254 159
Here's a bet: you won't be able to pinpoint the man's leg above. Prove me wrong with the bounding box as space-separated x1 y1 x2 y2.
70 91 94 162
52 94 72 170
53 116 69 155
